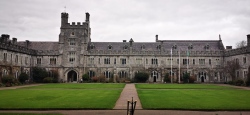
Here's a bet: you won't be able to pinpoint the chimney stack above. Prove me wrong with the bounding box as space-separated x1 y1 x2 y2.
1 34 10 42
85 12 90 22
155 35 158 41
25 40 30 48
226 46 232 50
12 38 17 44
247 34 250 46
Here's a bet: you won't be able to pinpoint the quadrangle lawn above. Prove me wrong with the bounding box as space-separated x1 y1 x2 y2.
0 83 125 110
1 83 250 110
136 84 250 110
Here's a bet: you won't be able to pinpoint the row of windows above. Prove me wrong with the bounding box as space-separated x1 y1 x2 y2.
88 70 213 79
88 71 128 78
3 53 29 65
90 44 207 50
37 58 57 65
88 58 222 65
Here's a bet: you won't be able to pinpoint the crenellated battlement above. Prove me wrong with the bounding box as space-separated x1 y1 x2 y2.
224 46 250 56
61 12 90 29
0 35 37 55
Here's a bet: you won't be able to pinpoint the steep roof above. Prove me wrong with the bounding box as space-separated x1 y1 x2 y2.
89 40 224 51
17 41 59 51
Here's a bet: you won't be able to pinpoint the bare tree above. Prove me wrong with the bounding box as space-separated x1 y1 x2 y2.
235 40 247 48
223 60 241 81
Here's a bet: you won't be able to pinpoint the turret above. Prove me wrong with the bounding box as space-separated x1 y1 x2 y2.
61 12 68 27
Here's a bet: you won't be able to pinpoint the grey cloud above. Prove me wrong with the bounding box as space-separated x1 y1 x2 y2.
0 0 249 47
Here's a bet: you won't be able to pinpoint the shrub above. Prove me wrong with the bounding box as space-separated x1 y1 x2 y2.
82 74 89 82
235 79 244 86
99 75 106 83
164 73 170 83
183 72 190 83
43 77 53 83
0 83 4 87
18 73 29 84
189 76 196 83
228 81 234 85
32 67 48 83
1 75 14 84
108 76 114 83
51 70 59 83
91 76 98 82
13 78 21 86
134 72 149 83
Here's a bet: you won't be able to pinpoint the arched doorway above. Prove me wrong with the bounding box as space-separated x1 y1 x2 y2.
151 71 158 82
199 72 206 82
67 70 77 82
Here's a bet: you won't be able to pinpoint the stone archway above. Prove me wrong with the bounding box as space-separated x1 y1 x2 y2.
67 70 77 82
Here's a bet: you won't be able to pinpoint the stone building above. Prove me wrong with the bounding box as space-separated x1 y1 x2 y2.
0 12 249 83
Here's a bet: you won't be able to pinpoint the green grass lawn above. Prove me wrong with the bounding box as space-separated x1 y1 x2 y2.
136 84 250 110
24 83 125 89
0 83 125 110
136 84 232 89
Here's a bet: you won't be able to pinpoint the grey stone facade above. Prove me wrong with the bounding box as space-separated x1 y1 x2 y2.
0 12 249 83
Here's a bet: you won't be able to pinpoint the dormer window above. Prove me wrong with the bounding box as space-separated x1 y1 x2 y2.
156 45 161 50
172 45 177 49
124 45 128 50
141 45 145 50
108 45 112 50
188 45 193 49
204 44 209 49
90 44 95 49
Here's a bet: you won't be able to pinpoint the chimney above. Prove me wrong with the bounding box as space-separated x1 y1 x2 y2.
226 46 232 50
12 38 17 44
85 12 90 22
1 34 9 42
247 34 250 46
25 40 30 48
155 35 158 41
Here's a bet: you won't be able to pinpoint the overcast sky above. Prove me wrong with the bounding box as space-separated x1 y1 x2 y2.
0 0 250 48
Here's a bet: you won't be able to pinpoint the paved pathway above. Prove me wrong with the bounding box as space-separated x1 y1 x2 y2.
113 84 142 109
216 84 250 90
0 84 42 90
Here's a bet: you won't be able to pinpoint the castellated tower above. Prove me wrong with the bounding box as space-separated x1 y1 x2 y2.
58 12 91 69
